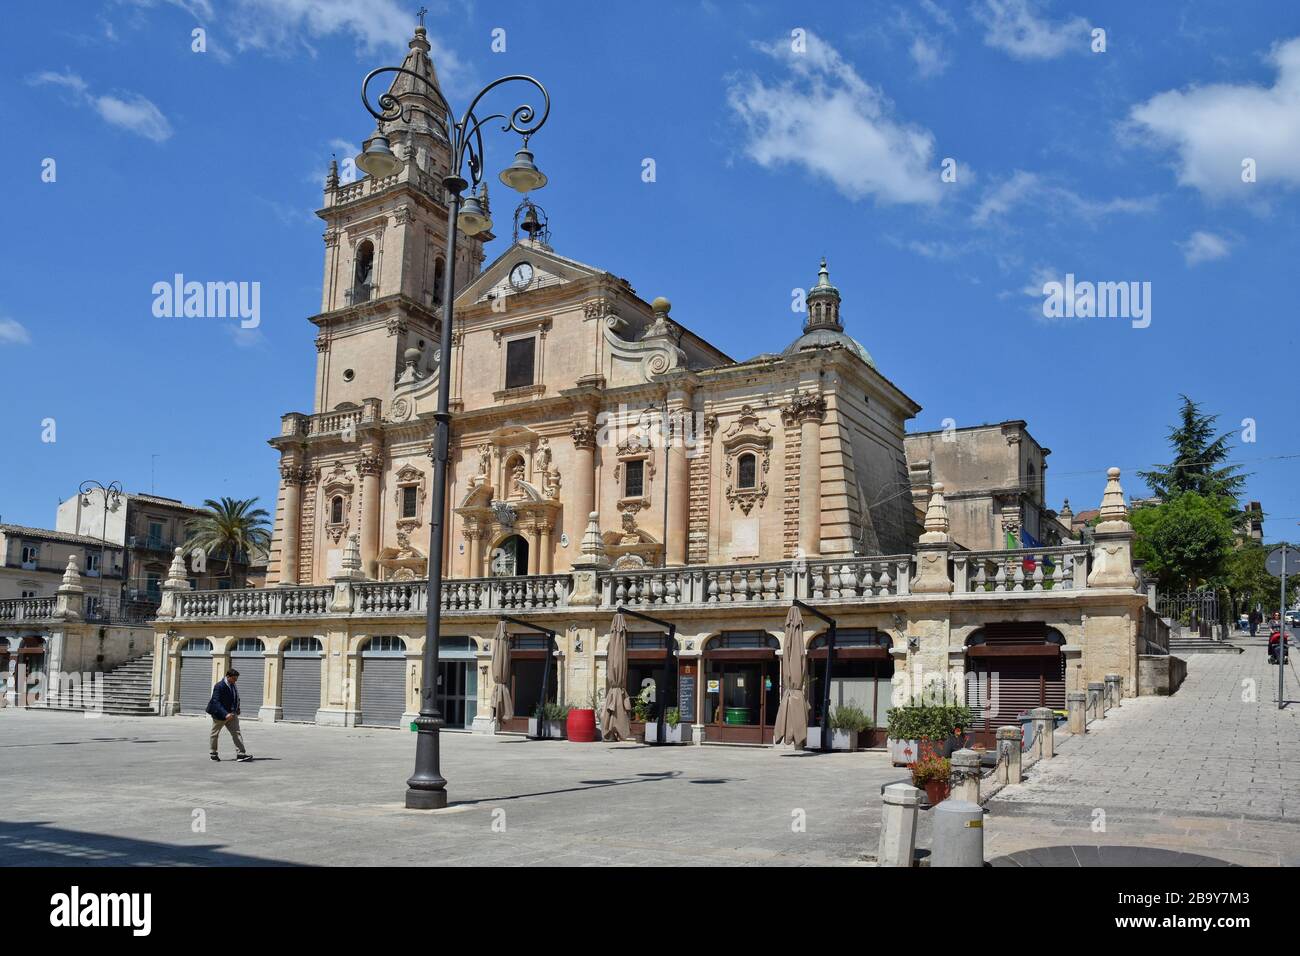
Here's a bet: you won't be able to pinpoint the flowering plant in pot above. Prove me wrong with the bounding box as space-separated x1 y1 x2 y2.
911 755 951 806
886 700 973 765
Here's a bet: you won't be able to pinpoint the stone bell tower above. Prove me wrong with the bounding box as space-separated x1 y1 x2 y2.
311 21 490 416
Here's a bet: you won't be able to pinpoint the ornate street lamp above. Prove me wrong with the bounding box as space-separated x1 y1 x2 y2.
357 42 551 810
78 480 123 622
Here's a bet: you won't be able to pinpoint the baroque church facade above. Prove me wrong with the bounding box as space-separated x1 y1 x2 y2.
267 27 922 593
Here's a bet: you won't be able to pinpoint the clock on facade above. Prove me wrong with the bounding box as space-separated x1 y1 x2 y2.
508 261 534 291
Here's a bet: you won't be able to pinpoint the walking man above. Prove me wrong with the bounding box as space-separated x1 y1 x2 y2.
206 669 251 762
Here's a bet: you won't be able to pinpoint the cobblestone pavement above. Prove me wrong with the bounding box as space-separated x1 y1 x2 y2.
986 644 1300 866
0 709 902 866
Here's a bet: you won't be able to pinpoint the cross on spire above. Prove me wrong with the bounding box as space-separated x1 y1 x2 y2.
416 5 427 27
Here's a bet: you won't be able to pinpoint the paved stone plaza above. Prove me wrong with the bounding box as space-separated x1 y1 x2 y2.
0 710 904 866
986 644 1300 866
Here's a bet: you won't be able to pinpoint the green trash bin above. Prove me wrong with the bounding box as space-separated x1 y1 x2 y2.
724 706 751 725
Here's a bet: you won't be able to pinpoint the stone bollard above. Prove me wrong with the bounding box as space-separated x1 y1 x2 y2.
1088 681 1106 721
932 800 985 867
1067 691 1087 734
877 783 923 867
1105 673 1123 710
996 725 1022 784
950 748 981 803
1029 707 1055 759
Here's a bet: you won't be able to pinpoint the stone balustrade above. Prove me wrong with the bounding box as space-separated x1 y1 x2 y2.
157 541 1128 625
954 545 1089 593
0 596 58 623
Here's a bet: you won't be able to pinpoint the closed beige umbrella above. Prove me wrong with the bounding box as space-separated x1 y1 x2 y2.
773 605 809 747
601 613 632 741
489 620 513 723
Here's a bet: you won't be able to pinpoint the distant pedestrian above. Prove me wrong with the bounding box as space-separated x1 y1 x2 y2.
1249 610 1260 638
206 669 251 762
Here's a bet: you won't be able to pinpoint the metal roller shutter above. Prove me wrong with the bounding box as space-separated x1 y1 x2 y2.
970 657 1065 731
360 658 406 727
230 654 263 716
180 657 212 715
281 657 321 723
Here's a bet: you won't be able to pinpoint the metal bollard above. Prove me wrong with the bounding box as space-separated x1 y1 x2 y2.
932 800 985 867
1105 673 1123 710
1067 691 1086 734
877 783 923 867
1029 706 1055 758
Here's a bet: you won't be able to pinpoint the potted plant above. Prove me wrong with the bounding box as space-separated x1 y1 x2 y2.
644 706 690 744
911 754 951 806
528 702 570 739
808 704 872 750
886 700 973 766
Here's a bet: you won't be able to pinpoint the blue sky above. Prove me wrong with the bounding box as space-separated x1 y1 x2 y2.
2 0 1299 537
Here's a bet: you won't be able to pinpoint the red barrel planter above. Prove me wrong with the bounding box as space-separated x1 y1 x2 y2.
566 708 597 742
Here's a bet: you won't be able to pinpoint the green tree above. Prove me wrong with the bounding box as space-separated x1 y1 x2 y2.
1131 492 1234 591
1224 540 1298 617
183 497 271 586
1136 395 1246 505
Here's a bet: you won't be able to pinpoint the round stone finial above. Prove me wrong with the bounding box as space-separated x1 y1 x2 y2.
404 346 421 364
932 482 944 494
1107 467 1120 479
650 296 671 314
588 511 599 521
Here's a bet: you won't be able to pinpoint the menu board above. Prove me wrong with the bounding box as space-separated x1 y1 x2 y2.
678 672 696 722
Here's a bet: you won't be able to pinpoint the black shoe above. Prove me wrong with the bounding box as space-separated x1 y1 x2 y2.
236 753 252 762
210 753 220 762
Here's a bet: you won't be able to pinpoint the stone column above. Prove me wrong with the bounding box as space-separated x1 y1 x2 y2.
1105 673 1123 710
570 420 597 529
996 725 1022 784
1067 690 1086 734
357 452 383 579
539 526 554 574
950 748 981 803
664 394 691 567
1029 707 1055 759
877 783 923 867
278 461 305 586
465 528 482 578
785 393 826 559
1087 467 1138 589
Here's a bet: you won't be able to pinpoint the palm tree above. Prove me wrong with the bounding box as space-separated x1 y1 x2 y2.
183 497 272 587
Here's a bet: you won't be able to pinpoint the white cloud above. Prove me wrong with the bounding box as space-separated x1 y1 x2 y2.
1179 230 1232 266
28 70 172 142
0 318 32 346
1128 37 1300 200
972 170 1156 225
910 35 949 79
94 93 172 142
980 0 1090 61
726 31 943 205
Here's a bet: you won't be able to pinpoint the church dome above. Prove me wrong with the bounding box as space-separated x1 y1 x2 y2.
782 258 875 368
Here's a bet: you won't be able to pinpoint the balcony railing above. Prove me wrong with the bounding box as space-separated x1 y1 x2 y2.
162 544 1117 624
953 545 1090 593
0 596 57 623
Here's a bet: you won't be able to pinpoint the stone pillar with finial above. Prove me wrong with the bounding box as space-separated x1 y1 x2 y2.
568 512 610 607
331 534 365 612
155 547 190 620
1086 467 1137 589
912 483 954 593
53 554 85 622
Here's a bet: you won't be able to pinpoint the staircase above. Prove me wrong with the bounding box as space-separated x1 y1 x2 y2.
1167 630 1242 655
101 653 157 714
38 653 158 715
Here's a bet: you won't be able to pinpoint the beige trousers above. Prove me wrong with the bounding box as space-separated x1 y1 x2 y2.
209 716 247 755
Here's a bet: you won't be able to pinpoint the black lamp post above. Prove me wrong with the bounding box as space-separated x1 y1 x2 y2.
78 480 122 622
356 49 550 810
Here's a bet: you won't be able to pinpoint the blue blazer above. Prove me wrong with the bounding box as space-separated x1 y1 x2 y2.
206 679 241 719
